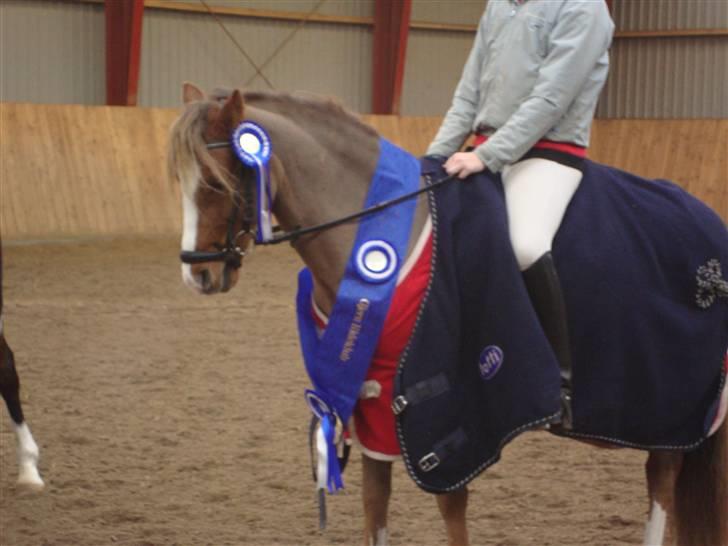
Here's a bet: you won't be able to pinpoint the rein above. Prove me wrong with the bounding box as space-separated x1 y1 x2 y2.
180 140 454 267
266 173 452 245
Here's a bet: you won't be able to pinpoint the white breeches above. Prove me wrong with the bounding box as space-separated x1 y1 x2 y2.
502 158 583 271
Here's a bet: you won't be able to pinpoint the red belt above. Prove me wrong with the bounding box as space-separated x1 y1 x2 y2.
474 134 587 158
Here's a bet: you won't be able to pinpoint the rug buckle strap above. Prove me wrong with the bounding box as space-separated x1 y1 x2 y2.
392 373 450 416
418 452 441 472
418 428 468 473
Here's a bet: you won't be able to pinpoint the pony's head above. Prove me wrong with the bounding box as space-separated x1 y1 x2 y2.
168 83 255 295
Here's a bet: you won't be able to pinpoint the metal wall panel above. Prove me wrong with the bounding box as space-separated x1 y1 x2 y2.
2 0 724 118
139 9 372 111
403 1 727 118
597 0 728 118
411 0 485 26
0 0 105 105
400 29 473 116
612 0 728 31
598 36 728 118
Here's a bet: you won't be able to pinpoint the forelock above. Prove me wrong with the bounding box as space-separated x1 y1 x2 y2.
167 101 236 196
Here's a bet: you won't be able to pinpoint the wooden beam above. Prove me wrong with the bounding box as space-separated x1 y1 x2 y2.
408 22 728 39
372 0 412 115
143 0 372 27
50 0 728 39
615 28 728 39
105 0 144 106
409 20 477 32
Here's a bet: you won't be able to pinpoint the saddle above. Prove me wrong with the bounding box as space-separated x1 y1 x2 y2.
394 157 728 493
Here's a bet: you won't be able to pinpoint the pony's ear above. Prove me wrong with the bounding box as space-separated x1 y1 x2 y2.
182 82 205 104
219 89 244 127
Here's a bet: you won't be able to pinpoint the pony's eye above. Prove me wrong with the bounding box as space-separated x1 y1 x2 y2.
207 179 225 192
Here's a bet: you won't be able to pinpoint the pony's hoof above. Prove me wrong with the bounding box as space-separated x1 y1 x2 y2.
17 470 45 491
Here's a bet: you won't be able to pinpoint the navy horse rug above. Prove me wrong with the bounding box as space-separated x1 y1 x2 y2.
395 157 728 493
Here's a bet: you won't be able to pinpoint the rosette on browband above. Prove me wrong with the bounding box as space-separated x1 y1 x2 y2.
231 121 274 243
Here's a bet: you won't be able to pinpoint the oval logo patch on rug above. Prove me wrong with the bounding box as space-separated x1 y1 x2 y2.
478 346 504 381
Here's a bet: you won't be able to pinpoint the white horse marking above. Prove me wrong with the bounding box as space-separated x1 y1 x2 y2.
369 527 388 546
14 422 44 489
643 500 667 546
181 188 202 291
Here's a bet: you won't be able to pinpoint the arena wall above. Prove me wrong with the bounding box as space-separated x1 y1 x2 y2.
0 102 725 241
2 1 726 118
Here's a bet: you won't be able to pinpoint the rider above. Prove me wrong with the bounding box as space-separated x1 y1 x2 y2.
427 0 614 428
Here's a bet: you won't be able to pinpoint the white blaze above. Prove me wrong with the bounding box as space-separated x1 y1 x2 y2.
181 186 201 290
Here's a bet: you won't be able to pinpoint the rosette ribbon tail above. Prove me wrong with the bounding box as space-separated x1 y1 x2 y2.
311 411 344 530
318 414 344 493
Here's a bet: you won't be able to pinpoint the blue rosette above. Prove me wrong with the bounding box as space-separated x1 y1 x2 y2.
231 121 274 243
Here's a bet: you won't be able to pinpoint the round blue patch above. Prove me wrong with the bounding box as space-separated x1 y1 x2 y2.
478 346 504 381
355 240 398 283
232 121 271 167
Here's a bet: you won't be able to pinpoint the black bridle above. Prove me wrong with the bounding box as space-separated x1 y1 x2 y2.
179 141 258 269
179 140 454 269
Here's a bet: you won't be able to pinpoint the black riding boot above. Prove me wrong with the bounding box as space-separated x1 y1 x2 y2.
522 252 574 430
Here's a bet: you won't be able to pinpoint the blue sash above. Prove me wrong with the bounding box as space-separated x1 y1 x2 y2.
296 138 420 492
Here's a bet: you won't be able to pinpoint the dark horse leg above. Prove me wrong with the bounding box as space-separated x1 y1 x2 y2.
436 487 469 546
0 243 43 489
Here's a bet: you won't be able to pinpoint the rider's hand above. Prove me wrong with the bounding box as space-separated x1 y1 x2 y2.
444 152 486 180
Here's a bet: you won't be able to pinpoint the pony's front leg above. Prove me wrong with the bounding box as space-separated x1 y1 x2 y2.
361 455 392 546
436 487 469 546
0 338 44 489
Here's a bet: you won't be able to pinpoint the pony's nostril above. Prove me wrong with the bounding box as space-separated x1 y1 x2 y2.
199 269 211 289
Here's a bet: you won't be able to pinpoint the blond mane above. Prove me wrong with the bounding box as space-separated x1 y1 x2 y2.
245 90 377 137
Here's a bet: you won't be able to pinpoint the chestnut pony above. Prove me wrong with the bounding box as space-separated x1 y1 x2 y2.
168 84 726 546
0 236 44 490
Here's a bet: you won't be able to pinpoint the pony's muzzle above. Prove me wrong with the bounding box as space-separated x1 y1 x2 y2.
182 262 239 295
182 263 216 294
